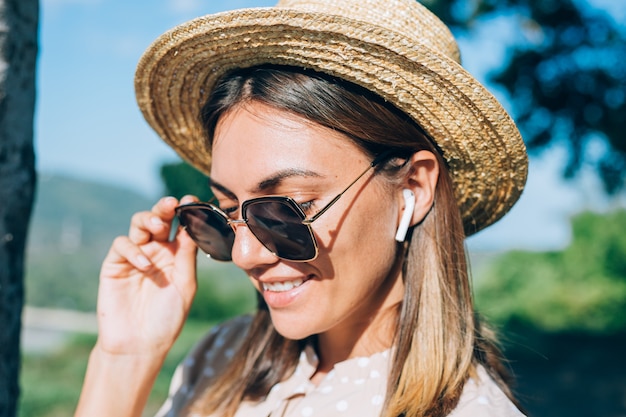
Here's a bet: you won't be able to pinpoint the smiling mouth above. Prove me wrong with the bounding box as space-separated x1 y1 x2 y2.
262 278 307 292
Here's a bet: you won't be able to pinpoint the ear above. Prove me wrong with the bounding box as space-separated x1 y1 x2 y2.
397 150 439 227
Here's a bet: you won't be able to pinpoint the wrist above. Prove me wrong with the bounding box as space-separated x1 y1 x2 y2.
74 343 168 417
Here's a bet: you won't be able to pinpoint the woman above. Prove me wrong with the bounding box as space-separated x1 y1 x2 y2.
75 1 528 416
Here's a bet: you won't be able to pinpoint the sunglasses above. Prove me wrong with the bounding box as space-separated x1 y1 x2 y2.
175 152 391 262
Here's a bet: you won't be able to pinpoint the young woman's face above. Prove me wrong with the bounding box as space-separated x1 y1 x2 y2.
210 101 405 344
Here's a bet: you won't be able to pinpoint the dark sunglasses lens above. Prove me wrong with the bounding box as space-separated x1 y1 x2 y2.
245 200 316 261
177 207 234 261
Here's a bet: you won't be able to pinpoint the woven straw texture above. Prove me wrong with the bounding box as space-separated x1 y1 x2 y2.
135 0 528 234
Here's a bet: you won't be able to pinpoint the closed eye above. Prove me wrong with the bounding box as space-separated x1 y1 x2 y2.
217 203 239 218
222 197 315 217
298 200 316 214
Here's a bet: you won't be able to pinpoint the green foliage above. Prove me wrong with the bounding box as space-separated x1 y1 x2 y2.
26 249 100 311
160 161 214 201
188 262 257 321
490 1 626 193
423 0 626 193
19 321 213 417
475 209 626 334
19 334 94 417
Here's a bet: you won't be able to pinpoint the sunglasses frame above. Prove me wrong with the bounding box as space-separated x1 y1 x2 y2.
175 151 393 262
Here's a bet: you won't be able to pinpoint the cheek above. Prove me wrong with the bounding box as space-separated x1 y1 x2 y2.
354 184 398 242
317 187 399 264
356 208 399 266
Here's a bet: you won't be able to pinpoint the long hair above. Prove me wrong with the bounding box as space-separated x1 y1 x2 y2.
184 66 516 417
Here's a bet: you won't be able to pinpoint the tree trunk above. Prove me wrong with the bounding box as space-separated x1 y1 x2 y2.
0 0 39 416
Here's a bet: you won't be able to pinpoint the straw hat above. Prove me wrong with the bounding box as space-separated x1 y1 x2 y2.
135 0 528 234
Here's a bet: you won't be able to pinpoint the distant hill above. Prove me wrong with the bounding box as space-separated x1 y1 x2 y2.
25 174 155 311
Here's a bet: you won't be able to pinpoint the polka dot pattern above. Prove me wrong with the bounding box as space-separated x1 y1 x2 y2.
154 316 526 417
336 400 348 412
372 395 384 406
218 344 393 417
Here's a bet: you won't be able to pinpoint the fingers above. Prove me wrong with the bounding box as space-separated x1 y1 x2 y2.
150 196 180 222
105 235 154 274
102 195 201 278
178 194 199 205
128 196 179 245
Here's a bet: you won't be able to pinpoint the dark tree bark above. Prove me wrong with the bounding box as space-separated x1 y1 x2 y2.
0 0 39 416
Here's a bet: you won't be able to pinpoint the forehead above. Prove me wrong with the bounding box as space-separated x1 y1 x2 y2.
210 102 368 181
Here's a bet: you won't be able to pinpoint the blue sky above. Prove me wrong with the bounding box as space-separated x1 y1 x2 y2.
35 0 625 252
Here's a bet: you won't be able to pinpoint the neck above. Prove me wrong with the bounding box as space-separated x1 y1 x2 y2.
311 269 404 382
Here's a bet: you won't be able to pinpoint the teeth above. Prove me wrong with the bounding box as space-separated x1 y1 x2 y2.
262 278 304 292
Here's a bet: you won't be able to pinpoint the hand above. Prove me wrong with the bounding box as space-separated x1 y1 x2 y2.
95 195 199 356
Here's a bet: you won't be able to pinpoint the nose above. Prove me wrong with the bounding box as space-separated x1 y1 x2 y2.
229 222 279 269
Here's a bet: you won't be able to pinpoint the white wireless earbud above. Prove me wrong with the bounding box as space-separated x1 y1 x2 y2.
395 189 415 242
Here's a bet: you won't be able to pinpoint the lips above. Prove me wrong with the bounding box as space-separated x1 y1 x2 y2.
258 274 314 309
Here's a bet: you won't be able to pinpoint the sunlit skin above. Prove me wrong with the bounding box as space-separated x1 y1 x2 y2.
210 101 431 378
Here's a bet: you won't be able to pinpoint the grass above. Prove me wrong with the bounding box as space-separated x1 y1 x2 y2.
19 320 215 417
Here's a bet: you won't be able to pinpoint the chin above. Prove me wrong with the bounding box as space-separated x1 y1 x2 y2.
270 313 317 341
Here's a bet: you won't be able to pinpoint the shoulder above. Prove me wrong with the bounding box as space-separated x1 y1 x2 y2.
154 315 254 417
448 365 526 417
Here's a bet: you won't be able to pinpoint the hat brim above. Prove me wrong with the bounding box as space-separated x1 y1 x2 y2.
135 8 528 234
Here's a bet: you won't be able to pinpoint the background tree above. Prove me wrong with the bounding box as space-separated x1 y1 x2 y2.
422 0 626 193
0 0 39 416
160 161 213 202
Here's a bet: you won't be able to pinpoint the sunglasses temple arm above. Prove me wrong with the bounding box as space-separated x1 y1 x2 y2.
304 194 343 224
304 155 387 224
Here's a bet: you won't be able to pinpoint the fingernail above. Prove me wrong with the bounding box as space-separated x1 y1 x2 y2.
136 255 151 268
163 196 177 205
151 216 165 226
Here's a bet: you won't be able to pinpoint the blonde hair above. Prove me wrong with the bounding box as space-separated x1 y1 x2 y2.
184 66 516 417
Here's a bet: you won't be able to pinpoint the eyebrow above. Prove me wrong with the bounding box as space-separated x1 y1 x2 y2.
209 168 324 198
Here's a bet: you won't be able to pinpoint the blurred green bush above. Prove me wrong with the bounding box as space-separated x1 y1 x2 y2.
475 209 626 334
20 321 213 417
189 262 256 321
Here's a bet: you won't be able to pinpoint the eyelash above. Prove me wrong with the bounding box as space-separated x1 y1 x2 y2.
221 205 238 216
298 200 315 213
